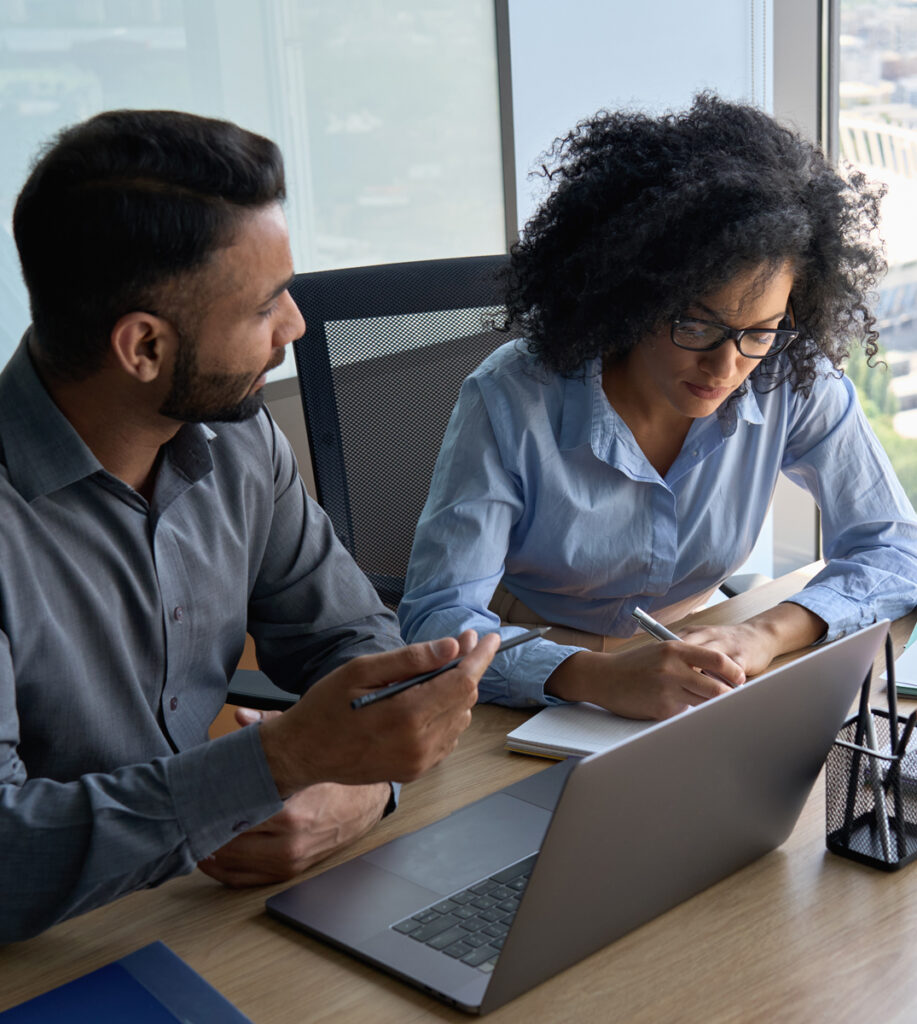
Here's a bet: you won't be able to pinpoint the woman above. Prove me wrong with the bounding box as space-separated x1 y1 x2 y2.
398 93 917 718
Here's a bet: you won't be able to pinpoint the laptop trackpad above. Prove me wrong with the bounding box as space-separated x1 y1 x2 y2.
364 793 552 894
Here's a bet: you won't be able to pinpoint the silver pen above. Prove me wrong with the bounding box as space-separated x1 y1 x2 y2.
631 606 734 686
631 606 680 642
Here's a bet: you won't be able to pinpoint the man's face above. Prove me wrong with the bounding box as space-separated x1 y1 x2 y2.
159 203 304 423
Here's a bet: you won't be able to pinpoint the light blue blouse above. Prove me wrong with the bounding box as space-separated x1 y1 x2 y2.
399 340 917 706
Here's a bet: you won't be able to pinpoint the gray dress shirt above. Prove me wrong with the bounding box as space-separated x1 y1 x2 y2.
0 335 403 942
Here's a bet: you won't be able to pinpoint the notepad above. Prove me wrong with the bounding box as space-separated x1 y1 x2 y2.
881 641 917 698
505 702 656 759
0 941 252 1023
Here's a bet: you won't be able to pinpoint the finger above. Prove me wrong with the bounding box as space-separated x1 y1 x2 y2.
234 706 262 727
422 632 501 707
675 643 745 687
679 669 734 702
457 631 501 678
348 636 464 693
381 632 499 714
198 859 281 887
455 628 479 657
235 706 284 727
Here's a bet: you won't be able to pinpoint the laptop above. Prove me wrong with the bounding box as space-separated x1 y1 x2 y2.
267 620 887 1014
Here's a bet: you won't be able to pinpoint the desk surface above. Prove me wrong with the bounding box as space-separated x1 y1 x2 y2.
3 565 917 1023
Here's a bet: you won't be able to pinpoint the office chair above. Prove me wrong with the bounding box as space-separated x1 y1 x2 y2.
225 251 764 709
290 254 510 609
224 255 508 712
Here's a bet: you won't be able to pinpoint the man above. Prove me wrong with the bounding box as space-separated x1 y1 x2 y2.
0 109 499 942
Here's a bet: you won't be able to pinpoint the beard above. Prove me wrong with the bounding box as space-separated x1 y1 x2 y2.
159 330 283 423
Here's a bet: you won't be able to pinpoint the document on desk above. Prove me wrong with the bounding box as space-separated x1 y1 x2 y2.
506 702 657 759
0 941 252 1023
881 640 917 698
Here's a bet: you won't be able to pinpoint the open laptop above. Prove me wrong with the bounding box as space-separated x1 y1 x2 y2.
266 620 887 1015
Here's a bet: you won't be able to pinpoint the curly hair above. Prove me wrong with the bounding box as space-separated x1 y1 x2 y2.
503 92 886 396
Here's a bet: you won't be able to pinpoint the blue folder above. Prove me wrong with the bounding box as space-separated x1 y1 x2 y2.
1 941 252 1023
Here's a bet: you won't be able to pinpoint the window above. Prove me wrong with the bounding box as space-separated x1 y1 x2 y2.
838 0 917 509
0 0 507 381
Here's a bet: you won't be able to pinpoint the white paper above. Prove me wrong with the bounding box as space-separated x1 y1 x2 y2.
506 703 656 758
882 641 917 689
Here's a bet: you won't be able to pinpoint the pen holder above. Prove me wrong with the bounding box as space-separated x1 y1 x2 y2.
825 709 917 871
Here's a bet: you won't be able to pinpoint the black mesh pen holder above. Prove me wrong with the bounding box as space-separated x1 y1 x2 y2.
826 708 917 871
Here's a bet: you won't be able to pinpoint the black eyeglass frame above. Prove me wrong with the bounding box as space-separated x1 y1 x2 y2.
670 311 800 360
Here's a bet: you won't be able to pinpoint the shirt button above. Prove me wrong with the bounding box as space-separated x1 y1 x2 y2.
172 606 184 621
232 820 251 833
691 450 699 457
169 696 179 711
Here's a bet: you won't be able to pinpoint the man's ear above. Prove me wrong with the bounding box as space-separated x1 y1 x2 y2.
109 311 177 382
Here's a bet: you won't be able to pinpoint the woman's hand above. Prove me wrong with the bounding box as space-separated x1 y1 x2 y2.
545 640 745 721
679 602 827 677
545 602 827 721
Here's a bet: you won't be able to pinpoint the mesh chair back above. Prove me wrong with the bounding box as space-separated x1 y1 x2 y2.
290 255 509 607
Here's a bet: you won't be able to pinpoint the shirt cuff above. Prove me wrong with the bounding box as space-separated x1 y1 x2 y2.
782 586 871 643
165 724 283 860
496 638 583 706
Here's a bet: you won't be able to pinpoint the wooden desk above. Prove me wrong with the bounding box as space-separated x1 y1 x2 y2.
3 566 917 1022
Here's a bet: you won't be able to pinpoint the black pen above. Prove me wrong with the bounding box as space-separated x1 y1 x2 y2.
886 709 917 794
351 627 549 710
886 632 899 754
886 708 916 859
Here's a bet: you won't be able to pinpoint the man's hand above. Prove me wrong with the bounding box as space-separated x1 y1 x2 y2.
198 775 390 887
259 630 500 798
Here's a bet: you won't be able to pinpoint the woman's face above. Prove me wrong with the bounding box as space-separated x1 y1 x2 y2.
628 262 795 421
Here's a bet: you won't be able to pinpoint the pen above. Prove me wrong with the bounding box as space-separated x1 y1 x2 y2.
630 607 733 685
863 707 893 862
631 606 680 642
841 670 874 845
886 632 899 754
886 709 916 859
351 626 549 710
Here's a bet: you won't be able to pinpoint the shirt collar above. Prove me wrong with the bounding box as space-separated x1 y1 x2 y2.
556 357 766 457
557 360 604 452
719 383 766 435
0 331 216 502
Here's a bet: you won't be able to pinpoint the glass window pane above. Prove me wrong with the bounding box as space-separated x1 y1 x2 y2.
840 0 917 509
0 0 506 379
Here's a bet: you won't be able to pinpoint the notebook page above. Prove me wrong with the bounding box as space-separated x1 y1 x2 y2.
881 641 917 693
506 703 655 758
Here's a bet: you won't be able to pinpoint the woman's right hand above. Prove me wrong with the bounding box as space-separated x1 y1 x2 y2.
543 641 745 721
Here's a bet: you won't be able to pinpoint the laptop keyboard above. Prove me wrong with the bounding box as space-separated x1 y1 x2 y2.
391 853 537 974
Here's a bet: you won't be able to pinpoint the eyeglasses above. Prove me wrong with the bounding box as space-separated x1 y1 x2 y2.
670 313 800 359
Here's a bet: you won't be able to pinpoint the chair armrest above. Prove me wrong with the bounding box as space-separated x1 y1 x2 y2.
226 668 298 711
719 572 772 599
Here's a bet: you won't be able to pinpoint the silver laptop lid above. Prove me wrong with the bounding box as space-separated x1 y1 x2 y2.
481 620 887 1012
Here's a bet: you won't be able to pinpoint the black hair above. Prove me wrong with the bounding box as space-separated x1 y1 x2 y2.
13 109 286 381
503 92 886 396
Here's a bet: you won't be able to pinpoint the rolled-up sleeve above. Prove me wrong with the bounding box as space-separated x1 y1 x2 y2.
400 377 579 705
780 372 917 639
